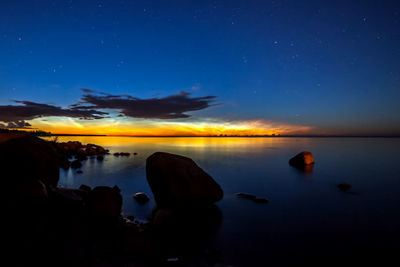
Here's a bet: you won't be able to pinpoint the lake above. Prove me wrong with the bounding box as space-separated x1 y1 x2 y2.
49 136 400 266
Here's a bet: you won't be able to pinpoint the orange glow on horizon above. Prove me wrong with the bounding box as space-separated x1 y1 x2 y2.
25 117 313 136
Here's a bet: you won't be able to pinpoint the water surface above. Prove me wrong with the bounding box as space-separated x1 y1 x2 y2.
51 137 400 265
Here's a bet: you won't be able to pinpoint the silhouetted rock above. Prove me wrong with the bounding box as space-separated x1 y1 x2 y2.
289 151 315 169
120 152 130 156
59 158 71 170
71 160 82 169
0 134 60 189
253 198 269 203
88 186 122 217
152 209 174 230
236 192 269 203
338 182 352 191
76 149 88 161
56 141 108 160
96 155 104 161
236 192 256 200
133 152 138 155
114 152 120 156
133 192 150 204
146 152 223 209
79 184 91 193
19 179 48 199
77 170 83 174
55 187 84 201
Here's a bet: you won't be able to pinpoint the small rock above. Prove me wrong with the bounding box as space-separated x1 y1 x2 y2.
134 192 150 204
76 170 83 174
253 198 269 203
113 185 121 193
96 155 104 161
133 152 138 155
120 152 130 156
60 159 71 170
114 152 120 156
71 160 82 169
338 182 352 191
236 192 256 200
289 151 315 169
79 184 91 192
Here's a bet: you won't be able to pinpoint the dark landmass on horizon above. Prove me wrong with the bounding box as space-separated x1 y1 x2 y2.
2 129 399 138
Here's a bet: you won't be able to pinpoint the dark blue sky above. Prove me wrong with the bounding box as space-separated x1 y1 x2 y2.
1 0 399 135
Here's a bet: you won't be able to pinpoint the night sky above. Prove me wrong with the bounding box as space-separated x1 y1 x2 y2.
1 0 399 136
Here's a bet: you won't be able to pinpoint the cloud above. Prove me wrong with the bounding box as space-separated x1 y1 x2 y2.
0 100 108 128
73 90 217 119
0 90 217 128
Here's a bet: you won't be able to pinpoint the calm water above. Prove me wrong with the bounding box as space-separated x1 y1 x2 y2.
49 137 400 265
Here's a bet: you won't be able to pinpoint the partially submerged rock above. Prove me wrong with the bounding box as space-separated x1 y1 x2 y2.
236 192 256 200
133 192 150 204
146 152 223 209
338 182 352 191
70 159 82 169
79 184 91 193
236 192 269 204
253 198 269 203
289 151 315 170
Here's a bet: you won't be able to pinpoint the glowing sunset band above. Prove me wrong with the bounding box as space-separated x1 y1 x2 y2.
30 117 312 136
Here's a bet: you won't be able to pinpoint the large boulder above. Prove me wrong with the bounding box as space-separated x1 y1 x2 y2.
289 151 315 170
0 134 60 189
88 186 122 217
146 152 223 209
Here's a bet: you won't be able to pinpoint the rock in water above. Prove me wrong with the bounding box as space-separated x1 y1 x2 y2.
146 152 223 209
70 159 82 169
133 192 150 204
236 192 256 200
88 186 122 217
289 151 315 168
338 182 352 191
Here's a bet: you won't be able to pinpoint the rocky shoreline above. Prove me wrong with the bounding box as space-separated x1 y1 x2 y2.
1 133 225 266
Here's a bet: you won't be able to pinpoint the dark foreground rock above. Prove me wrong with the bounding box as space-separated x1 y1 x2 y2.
1 134 164 266
289 151 315 170
146 152 223 209
0 134 60 189
88 186 123 217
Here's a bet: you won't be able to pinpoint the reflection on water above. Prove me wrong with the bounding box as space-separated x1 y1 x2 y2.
45 136 400 266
